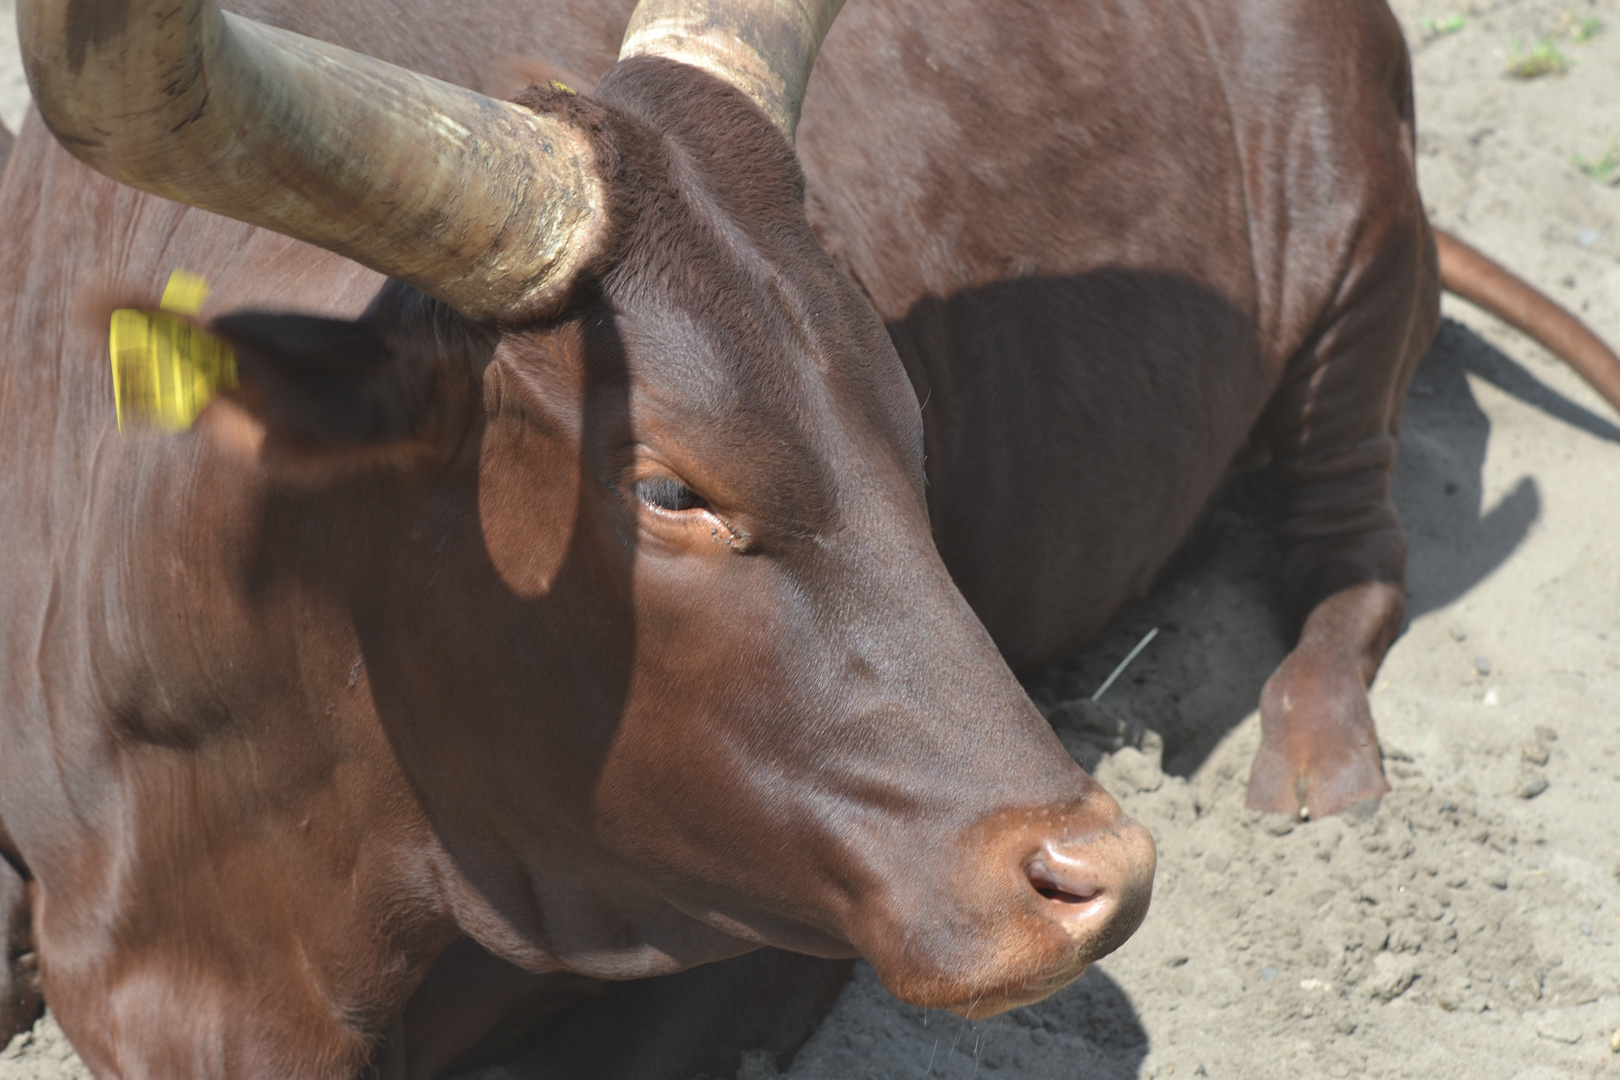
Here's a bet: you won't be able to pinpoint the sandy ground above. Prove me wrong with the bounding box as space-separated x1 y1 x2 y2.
1 0 1617 1077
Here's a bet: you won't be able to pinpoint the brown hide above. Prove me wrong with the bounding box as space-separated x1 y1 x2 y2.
0 0 1461 1073
281 0 1433 702
797 0 1439 821
0 6 1154 1077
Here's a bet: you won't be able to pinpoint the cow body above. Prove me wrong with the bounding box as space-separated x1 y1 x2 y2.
807 0 1433 670
0 0 1429 1075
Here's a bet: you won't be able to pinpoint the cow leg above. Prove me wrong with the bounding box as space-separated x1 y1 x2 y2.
0 847 42 1044
1248 221 1440 820
1249 580 1405 818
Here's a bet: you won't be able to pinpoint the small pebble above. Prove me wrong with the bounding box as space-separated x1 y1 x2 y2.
1486 867 1510 889
1473 656 1492 676
1261 967 1278 981
1576 227 1603 249
1515 775 1549 800
1521 743 1550 766
1611 1027 1620 1053
1535 725 1559 743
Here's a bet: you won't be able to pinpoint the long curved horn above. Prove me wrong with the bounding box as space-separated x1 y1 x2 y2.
18 0 604 320
618 0 848 140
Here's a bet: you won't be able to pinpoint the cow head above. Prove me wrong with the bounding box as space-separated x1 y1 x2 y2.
22 0 1154 1016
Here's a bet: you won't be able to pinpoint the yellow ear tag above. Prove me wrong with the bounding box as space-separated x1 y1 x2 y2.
109 270 238 434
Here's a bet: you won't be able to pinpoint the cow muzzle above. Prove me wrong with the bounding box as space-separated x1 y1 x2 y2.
853 788 1156 1019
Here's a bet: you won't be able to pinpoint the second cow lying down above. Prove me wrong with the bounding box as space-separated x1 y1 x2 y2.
3 0 1618 1077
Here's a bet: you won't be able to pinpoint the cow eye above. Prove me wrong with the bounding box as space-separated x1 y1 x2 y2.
633 476 706 512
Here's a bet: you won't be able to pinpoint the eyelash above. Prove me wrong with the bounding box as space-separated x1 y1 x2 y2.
633 476 707 512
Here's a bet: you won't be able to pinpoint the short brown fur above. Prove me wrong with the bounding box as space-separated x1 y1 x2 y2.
3 0 1616 1076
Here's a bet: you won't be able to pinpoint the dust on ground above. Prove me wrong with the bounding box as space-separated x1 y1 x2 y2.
1 0 1617 1077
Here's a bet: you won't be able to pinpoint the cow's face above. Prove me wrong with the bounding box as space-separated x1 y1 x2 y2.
210 60 1152 1018
487 60 1153 1015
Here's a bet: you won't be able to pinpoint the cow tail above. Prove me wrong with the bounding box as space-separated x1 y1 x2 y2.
1435 227 1620 416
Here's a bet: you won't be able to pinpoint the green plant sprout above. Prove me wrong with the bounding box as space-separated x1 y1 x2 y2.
1421 13 1467 36
1563 13 1603 41
1506 36 1568 78
1573 140 1620 184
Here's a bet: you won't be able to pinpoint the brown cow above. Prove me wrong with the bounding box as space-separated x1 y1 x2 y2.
1 0 1158 1077
4 0 1619 1077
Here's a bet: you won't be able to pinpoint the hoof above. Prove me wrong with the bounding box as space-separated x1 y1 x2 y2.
1245 646 1391 820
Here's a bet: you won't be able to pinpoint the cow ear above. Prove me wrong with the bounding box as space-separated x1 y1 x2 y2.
201 307 484 477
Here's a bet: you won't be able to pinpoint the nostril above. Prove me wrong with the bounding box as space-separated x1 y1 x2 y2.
1025 859 1101 905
